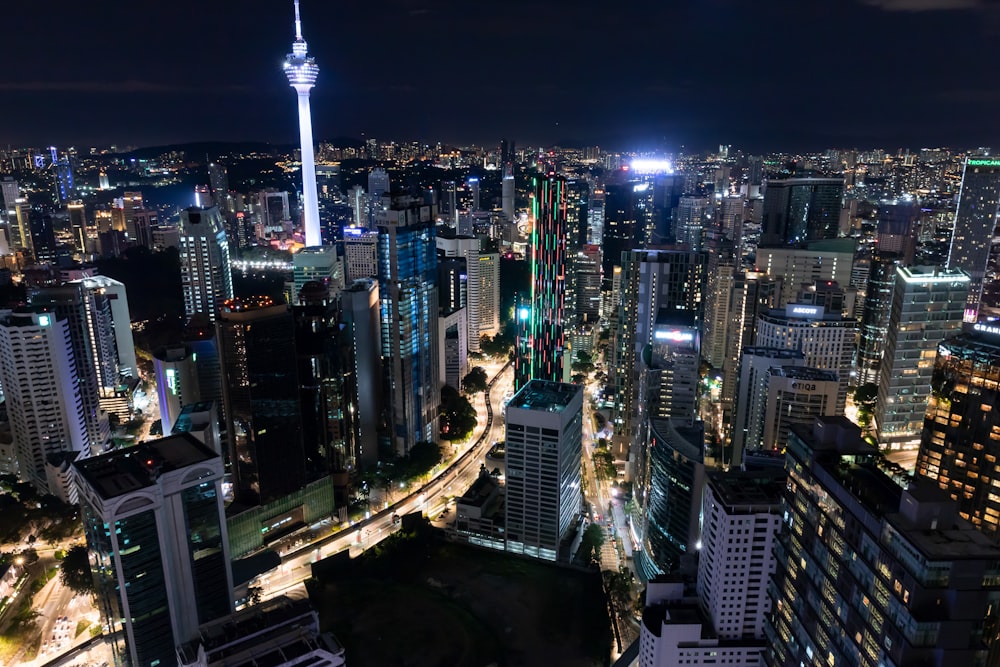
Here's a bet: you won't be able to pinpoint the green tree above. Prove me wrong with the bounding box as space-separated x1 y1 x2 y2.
462 366 489 394
439 385 478 441
59 545 95 596
593 449 615 481
579 523 605 564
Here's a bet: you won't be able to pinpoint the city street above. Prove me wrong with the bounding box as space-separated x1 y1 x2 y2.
258 361 513 601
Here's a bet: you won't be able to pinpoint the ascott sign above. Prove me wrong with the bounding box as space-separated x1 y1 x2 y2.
785 304 825 319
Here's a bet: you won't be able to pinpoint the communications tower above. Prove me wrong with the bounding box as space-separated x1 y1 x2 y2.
283 0 321 247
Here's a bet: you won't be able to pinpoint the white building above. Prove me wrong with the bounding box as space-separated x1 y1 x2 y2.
153 344 201 436
74 433 235 667
179 206 234 322
343 227 379 283
732 348 804 465
0 310 87 496
639 580 765 667
439 307 468 392
754 302 855 415
478 252 501 338
697 470 783 641
505 380 582 562
437 233 483 353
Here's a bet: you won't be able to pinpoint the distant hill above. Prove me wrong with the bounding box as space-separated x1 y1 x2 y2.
116 137 365 161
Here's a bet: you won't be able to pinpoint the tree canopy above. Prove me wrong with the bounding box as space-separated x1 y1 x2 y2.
60 545 95 595
463 367 489 394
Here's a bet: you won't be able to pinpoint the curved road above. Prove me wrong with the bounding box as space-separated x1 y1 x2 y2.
260 361 513 598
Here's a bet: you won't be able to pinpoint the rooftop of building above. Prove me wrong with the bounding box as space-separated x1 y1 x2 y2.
706 469 785 510
770 366 838 381
293 245 335 257
896 265 970 283
792 418 1000 561
648 418 704 462
172 402 216 435
741 346 806 360
509 380 581 413
177 595 345 667
940 325 1000 357
221 296 281 313
344 277 376 292
73 433 218 500
457 473 500 509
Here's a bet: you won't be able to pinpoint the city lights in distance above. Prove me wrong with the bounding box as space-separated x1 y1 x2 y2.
630 158 674 174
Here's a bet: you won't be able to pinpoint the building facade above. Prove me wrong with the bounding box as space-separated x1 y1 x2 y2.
504 380 582 562
74 434 234 667
179 207 234 322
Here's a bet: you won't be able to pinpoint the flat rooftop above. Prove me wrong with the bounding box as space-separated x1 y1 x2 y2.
73 433 218 500
509 380 581 413
707 469 785 510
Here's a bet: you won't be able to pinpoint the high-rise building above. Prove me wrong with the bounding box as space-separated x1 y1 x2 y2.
574 244 602 323
766 417 1000 667
675 195 709 251
368 168 390 200
754 302 856 414
291 245 340 302
916 324 1000 535
504 380 582 562
613 248 706 461
754 238 855 308
634 417 704 580
218 297 305 505
282 0 321 246
501 168 515 221
343 227 379 283
207 162 231 213
0 310 87 496
875 266 969 448
478 252 500 338
74 433 234 667
857 249 904 386
179 207 234 322
702 237 738 369
947 157 1000 321
639 579 767 667
732 347 806 463
51 147 75 203
341 278 383 470
758 175 844 245
515 174 568 389
697 469 783 641
467 176 480 212
292 283 349 488
347 186 368 228
153 344 201 436
377 196 440 455
67 200 88 255
438 233 483 350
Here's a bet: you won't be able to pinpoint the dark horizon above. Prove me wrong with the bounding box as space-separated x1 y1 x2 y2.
5 0 1000 153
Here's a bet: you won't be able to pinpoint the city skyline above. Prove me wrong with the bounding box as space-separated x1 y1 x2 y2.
5 1 1000 151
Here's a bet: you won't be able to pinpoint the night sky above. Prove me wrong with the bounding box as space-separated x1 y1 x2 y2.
4 0 1000 152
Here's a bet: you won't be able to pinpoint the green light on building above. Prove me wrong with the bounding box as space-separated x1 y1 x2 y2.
967 158 1000 167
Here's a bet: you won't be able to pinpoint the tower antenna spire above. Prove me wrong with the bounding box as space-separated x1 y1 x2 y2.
294 0 303 40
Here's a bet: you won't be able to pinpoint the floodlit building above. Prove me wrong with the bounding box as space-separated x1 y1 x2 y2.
504 380 582 562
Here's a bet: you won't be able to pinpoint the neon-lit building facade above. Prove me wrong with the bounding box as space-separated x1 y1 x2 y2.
947 157 1000 322
515 174 567 390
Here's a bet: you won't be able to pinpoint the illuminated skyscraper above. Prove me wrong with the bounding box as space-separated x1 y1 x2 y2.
947 157 1000 321
0 311 88 497
875 266 969 448
515 174 568 390
377 196 440 455
283 0 321 247
917 325 1000 535
179 206 234 322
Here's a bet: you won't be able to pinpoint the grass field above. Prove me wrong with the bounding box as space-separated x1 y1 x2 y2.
308 527 611 667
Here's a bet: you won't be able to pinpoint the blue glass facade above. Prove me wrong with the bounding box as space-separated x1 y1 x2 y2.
378 207 440 455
